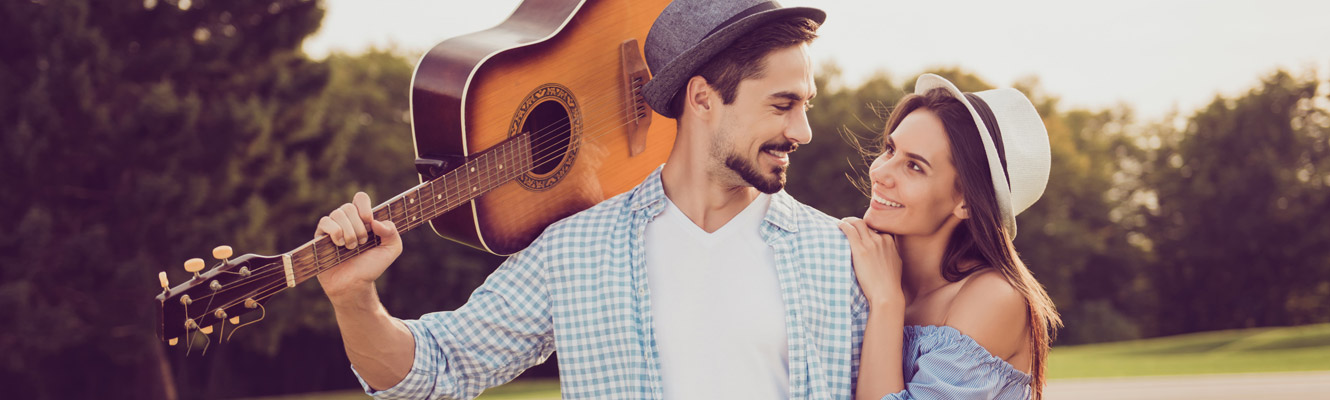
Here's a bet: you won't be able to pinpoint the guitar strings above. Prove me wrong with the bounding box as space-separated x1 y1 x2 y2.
183 104 651 318
175 85 677 327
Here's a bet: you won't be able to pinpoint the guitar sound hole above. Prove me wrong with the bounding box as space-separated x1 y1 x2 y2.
521 100 572 176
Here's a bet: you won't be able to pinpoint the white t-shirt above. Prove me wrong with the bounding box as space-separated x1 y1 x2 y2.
645 193 789 399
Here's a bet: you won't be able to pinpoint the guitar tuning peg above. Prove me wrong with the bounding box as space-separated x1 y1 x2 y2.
168 337 179 346
229 316 240 325
212 245 233 263
158 271 169 291
184 258 205 279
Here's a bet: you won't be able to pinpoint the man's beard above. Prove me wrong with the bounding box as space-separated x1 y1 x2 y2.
725 142 797 194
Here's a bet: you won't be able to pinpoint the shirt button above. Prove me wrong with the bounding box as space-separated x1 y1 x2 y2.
637 287 646 297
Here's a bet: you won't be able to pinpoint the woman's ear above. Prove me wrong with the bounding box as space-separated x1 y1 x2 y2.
953 201 971 220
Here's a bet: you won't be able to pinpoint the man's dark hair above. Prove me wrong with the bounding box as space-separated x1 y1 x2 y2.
670 17 819 116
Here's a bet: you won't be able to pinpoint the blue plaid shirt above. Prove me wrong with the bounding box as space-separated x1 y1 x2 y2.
357 166 869 399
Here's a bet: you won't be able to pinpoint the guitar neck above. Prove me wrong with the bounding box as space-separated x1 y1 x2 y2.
283 133 532 284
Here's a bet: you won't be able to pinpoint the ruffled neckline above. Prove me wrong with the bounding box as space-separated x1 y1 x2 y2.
903 324 1033 384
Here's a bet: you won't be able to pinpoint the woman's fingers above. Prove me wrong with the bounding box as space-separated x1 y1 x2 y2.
838 217 862 243
852 220 879 249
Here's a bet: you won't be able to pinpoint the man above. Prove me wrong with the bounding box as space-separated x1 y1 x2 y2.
314 1 865 398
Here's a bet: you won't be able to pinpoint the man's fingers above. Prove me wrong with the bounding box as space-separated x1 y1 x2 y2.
353 192 374 224
330 207 358 249
341 203 369 245
372 219 400 246
317 216 340 241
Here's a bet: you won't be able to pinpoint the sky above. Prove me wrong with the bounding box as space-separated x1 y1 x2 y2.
302 0 1330 121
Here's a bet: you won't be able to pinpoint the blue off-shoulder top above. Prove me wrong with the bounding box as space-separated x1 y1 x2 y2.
880 325 1032 400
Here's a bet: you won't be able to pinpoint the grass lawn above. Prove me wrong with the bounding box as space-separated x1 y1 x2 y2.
246 323 1330 399
1047 323 1330 379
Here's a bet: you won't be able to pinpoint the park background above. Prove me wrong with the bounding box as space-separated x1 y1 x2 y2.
2 0 1328 398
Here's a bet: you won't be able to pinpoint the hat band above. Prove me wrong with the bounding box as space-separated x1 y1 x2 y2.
703 1 781 39
964 93 1011 190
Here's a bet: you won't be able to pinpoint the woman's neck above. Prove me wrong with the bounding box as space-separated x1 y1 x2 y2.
898 223 959 303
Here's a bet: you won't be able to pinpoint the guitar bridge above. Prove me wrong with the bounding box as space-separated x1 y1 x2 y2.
620 39 652 157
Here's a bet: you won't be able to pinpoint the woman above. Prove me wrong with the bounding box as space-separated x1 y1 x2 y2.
839 74 1062 400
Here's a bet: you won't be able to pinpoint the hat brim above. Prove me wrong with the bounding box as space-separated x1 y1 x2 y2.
642 6 825 119
913 74 1019 238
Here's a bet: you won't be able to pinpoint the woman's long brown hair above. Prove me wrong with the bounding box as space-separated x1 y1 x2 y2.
881 88 1062 399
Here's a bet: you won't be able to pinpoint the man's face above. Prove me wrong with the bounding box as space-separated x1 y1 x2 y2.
709 44 816 194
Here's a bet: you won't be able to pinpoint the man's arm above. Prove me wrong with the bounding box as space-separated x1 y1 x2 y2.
314 191 414 390
329 283 416 391
315 192 556 398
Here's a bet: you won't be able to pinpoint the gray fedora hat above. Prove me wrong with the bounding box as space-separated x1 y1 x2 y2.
642 0 825 119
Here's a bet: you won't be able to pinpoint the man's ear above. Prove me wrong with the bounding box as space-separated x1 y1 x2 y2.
683 75 714 118
953 200 971 220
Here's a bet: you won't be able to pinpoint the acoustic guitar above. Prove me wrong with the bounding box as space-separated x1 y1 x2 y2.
154 0 675 347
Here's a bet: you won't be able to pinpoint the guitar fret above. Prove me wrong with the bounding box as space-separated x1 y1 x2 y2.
311 239 321 272
425 179 438 222
403 188 414 231
479 150 491 196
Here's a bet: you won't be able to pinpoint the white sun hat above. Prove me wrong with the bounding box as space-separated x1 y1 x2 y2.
913 73 1050 239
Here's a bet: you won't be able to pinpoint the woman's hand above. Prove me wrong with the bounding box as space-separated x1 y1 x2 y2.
839 217 905 306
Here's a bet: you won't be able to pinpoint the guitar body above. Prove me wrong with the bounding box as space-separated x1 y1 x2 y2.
412 0 675 255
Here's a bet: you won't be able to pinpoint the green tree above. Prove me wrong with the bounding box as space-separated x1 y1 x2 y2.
1139 70 1330 335
0 0 343 398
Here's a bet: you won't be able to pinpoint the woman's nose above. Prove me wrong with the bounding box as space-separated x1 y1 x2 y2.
870 159 895 188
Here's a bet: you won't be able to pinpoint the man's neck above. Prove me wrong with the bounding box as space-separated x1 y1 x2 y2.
659 127 761 233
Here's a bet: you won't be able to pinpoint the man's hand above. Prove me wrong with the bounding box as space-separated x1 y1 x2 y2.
314 191 403 305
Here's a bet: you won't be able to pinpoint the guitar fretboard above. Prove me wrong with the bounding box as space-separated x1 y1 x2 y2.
286 134 533 282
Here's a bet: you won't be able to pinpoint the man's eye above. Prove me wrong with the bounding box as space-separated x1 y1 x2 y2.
774 103 793 111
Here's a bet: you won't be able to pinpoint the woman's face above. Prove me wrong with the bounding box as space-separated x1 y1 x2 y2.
863 108 968 236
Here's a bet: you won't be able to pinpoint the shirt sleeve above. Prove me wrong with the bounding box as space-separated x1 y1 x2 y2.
354 240 556 400
850 279 870 396
880 326 1032 400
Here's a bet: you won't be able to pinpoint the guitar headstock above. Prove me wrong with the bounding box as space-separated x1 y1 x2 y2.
155 245 291 346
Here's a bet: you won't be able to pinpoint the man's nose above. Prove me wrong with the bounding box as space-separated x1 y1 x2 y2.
785 108 813 145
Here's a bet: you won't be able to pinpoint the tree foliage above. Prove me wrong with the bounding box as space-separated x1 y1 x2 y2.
1139 71 1330 335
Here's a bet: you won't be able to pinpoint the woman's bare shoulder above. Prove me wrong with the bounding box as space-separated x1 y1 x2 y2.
943 269 1029 360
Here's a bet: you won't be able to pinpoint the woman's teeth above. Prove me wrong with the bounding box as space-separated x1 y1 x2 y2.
872 194 903 208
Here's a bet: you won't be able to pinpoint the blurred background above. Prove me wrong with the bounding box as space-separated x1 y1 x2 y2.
2 0 1327 399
